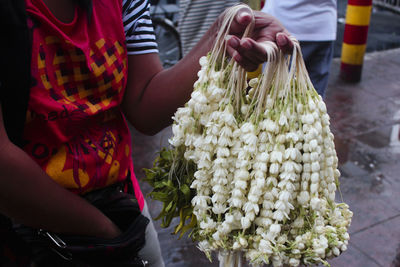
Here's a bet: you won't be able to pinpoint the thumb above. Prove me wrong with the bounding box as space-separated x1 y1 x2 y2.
230 7 253 36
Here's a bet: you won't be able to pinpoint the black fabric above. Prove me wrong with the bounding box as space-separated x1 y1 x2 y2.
0 0 32 148
0 214 32 266
0 1 32 264
74 0 93 22
14 181 149 267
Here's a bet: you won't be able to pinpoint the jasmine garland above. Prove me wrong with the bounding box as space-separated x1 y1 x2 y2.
147 5 353 267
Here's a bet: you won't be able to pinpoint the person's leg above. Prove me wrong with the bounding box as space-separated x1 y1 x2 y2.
300 41 334 97
138 202 165 267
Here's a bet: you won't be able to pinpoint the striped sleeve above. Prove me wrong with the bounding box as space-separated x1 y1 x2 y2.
122 0 158 55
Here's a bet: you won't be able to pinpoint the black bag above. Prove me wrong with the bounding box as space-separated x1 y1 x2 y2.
14 181 150 267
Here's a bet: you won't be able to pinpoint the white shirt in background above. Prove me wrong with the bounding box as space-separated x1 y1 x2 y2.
261 0 337 41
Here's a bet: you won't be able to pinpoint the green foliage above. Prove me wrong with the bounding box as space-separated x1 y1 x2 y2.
143 148 197 237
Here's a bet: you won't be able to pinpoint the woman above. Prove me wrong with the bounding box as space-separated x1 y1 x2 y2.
0 0 292 265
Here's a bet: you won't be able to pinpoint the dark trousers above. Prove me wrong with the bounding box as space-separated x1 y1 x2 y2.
300 41 335 97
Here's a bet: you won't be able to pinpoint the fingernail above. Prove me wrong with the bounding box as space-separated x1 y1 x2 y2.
241 39 252 49
277 33 287 46
238 10 252 24
229 38 239 48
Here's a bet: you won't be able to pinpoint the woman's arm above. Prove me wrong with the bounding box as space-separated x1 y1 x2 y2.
0 106 120 238
122 8 292 135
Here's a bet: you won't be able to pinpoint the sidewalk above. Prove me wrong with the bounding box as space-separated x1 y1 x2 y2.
323 48 400 267
131 48 400 267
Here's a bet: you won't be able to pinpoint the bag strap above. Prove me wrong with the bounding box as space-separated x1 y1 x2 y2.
0 0 32 148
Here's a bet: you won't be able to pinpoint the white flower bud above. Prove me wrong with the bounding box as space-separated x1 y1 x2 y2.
259 239 273 254
310 197 321 210
311 162 320 172
308 97 316 110
303 143 310 152
249 78 259 88
279 114 288 126
315 225 324 234
248 193 259 203
239 236 248 247
255 178 265 188
279 191 291 202
232 241 241 250
241 217 251 229
199 56 208 66
302 172 311 180
273 210 285 221
297 103 304 114
240 122 254 133
328 183 337 192
317 99 327 112
230 197 243 207
234 180 247 190
333 247 340 256
211 193 225 203
298 191 310 205
310 139 318 149
271 151 283 163
266 177 278 187
269 163 280 174
256 152 269 162
253 162 267 172
302 152 311 163
289 258 300 266
310 183 319 194
311 172 320 183
301 181 309 191
212 231 221 241
276 134 286 144
303 163 311 173
212 204 226 214
310 151 319 162
269 223 281 234
235 169 250 180
343 232 350 240
241 104 249 115
305 114 315 124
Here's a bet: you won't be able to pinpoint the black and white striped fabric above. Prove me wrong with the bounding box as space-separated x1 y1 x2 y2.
178 0 239 56
122 0 158 55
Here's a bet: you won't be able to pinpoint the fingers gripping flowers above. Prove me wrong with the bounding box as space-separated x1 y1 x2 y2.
146 4 352 267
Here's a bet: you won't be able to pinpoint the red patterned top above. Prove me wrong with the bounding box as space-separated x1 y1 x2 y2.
24 0 144 209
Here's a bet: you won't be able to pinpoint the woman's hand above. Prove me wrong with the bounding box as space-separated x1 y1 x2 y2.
225 7 293 72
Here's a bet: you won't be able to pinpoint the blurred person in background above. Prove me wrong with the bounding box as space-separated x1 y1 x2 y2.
178 0 240 56
262 0 337 96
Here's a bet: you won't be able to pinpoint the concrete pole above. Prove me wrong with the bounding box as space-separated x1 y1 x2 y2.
340 0 373 82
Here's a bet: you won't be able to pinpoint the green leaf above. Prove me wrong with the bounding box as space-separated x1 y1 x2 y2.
149 191 171 202
180 184 191 202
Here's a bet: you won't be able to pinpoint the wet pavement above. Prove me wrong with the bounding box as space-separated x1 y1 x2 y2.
321 48 400 267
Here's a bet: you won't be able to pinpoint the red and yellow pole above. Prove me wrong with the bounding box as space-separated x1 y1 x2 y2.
340 0 373 82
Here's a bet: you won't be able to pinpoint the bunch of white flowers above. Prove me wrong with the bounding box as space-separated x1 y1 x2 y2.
165 4 353 267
